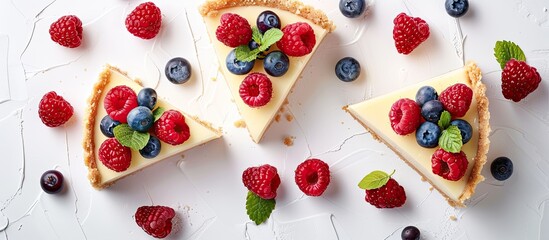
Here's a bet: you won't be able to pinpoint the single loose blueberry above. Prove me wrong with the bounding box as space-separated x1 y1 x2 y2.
416 121 441 148
415 86 438 106
140 136 162 159
137 88 157 110
100 115 121 138
226 49 255 75
257 11 281 34
127 106 154 132
339 0 366 18
491 157 513 181
165 57 192 84
401 226 420 240
335 57 361 82
450 119 472 144
421 100 444 122
445 0 469 18
263 51 290 77
40 170 64 194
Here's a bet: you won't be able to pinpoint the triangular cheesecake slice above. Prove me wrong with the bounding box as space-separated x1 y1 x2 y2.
345 62 490 207
83 66 222 189
200 0 335 143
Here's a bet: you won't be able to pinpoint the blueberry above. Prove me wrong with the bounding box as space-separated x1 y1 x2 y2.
248 40 269 59
256 10 281 34
263 51 289 77
421 100 444 122
491 157 513 181
226 49 255 75
165 57 191 84
127 106 154 132
401 226 420 240
335 57 361 82
445 0 469 18
450 119 472 144
100 115 121 138
40 170 64 194
415 86 438 106
140 136 162 159
416 121 441 148
339 0 366 18
137 88 157 110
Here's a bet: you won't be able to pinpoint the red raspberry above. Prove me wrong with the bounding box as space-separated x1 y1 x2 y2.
294 159 330 196
276 22 316 57
49 15 83 48
215 13 252 47
98 138 131 172
393 13 430 54
365 178 406 208
501 59 542 102
389 98 421 135
153 110 191 145
38 91 74 127
439 83 473 117
125 2 162 39
103 85 138 123
135 205 175 239
242 164 281 199
431 148 468 181
239 73 273 107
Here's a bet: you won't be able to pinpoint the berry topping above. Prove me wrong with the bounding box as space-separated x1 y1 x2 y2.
49 15 83 48
263 51 290 77
104 85 138 123
294 159 331 196
98 138 132 172
140 136 162 159
127 106 154 132
248 40 270 59
242 164 281 199
501 59 541 102
135 205 175 239
154 110 191 145
491 156 513 181
401 226 421 240
125 2 162 39
277 22 316 57
100 115 121 138
226 49 255 75
256 11 281 34
365 178 406 208
393 13 430 55
421 100 444 122
415 86 438 107
165 57 192 84
216 13 252 48
431 148 468 181
416 121 441 148
389 98 422 135
137 88 157 110
439 83 473 117
239 73 273 108
339 0 367 18
450 119 472 144
38 91 74 127
335 57 361 82
445 0 469 18
40 170 64 194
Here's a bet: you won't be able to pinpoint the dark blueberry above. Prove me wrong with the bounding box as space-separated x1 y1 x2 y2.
416 121 441 148
335 57 361 82
263 51 289 77
445 0 469 18
450 119 472 144
140 136 162 159
415 86 438 106
401 226 420 240
339 0 366 18
165 57 192 84
100 115 121 138
248 40 269 59
256 10 281 34
40 170 64 194
226 49 255 75
491 157 513 181
421 100 444 122
137 88 157 110
127 106 154 132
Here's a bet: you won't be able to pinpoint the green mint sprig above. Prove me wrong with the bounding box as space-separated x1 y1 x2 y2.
438 110 451 129
358 170 395 190
113 124 150 150
438 125 463 153
235 27 283 62
152 107 165 122
494 40 526 69
246 191 276 225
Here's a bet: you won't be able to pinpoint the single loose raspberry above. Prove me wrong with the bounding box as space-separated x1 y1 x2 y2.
153 110 191 145
104 85 138 123
98 138 131 172
135 205 175 239
125 2 162 39
439 83 473 117
215 13 252 47
49 15 83 48
276 22 316 57
239 73 273 107
295 159 330 196
38 91 74 127
365 178 407 208
393 13 430 54
389 98 421 135
431 148 468 181
242 164 281 199
501 59 542 102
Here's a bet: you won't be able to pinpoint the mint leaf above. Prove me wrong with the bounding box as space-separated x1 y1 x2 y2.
439 125 463 153
113 124 150 150
259 28 283 52
235 45 260 62
438 111 451 129
494 40 526 69
246 191 275 225
251 26 262 45
358 170 395 190
152 107 165 122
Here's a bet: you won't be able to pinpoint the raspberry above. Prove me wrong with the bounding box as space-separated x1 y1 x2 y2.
294 159 331 196
49 15 83 48
501 59 542 102
153 110 191 145
38 91 74 127
98 138 131 172
389 98 421 135
431 148 468 181
239 73 273 107
439 83 473 117
104 85 138 123
365 178 406 208
125 2 162 39
215 13 252 47
135 205 175 239
276 22 316 57
242 164 281 199
393 13 430 54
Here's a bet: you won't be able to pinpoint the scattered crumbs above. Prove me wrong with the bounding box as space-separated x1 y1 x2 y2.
234 120 246 128
449 215 457 221
275 114 281 122
180 154 185 159
429 186 434 191
279 106 286 113
341 121 344 125
285 114 293 122
283 136 295 146
210 76 217 81
420 176 426 182
283 99 289 105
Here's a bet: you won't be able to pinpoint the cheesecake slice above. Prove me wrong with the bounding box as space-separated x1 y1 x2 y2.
200 0 335 143
345 62 490 207
83 65 222 189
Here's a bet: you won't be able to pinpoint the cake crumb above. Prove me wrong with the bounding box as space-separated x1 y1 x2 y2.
210 76 217 81
429 186 434 191
234 120 246 128
279 106 286 113
449 215 457 221
420 176 426 182
283 136 295 146
285 114 293 122
275 114 281 122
